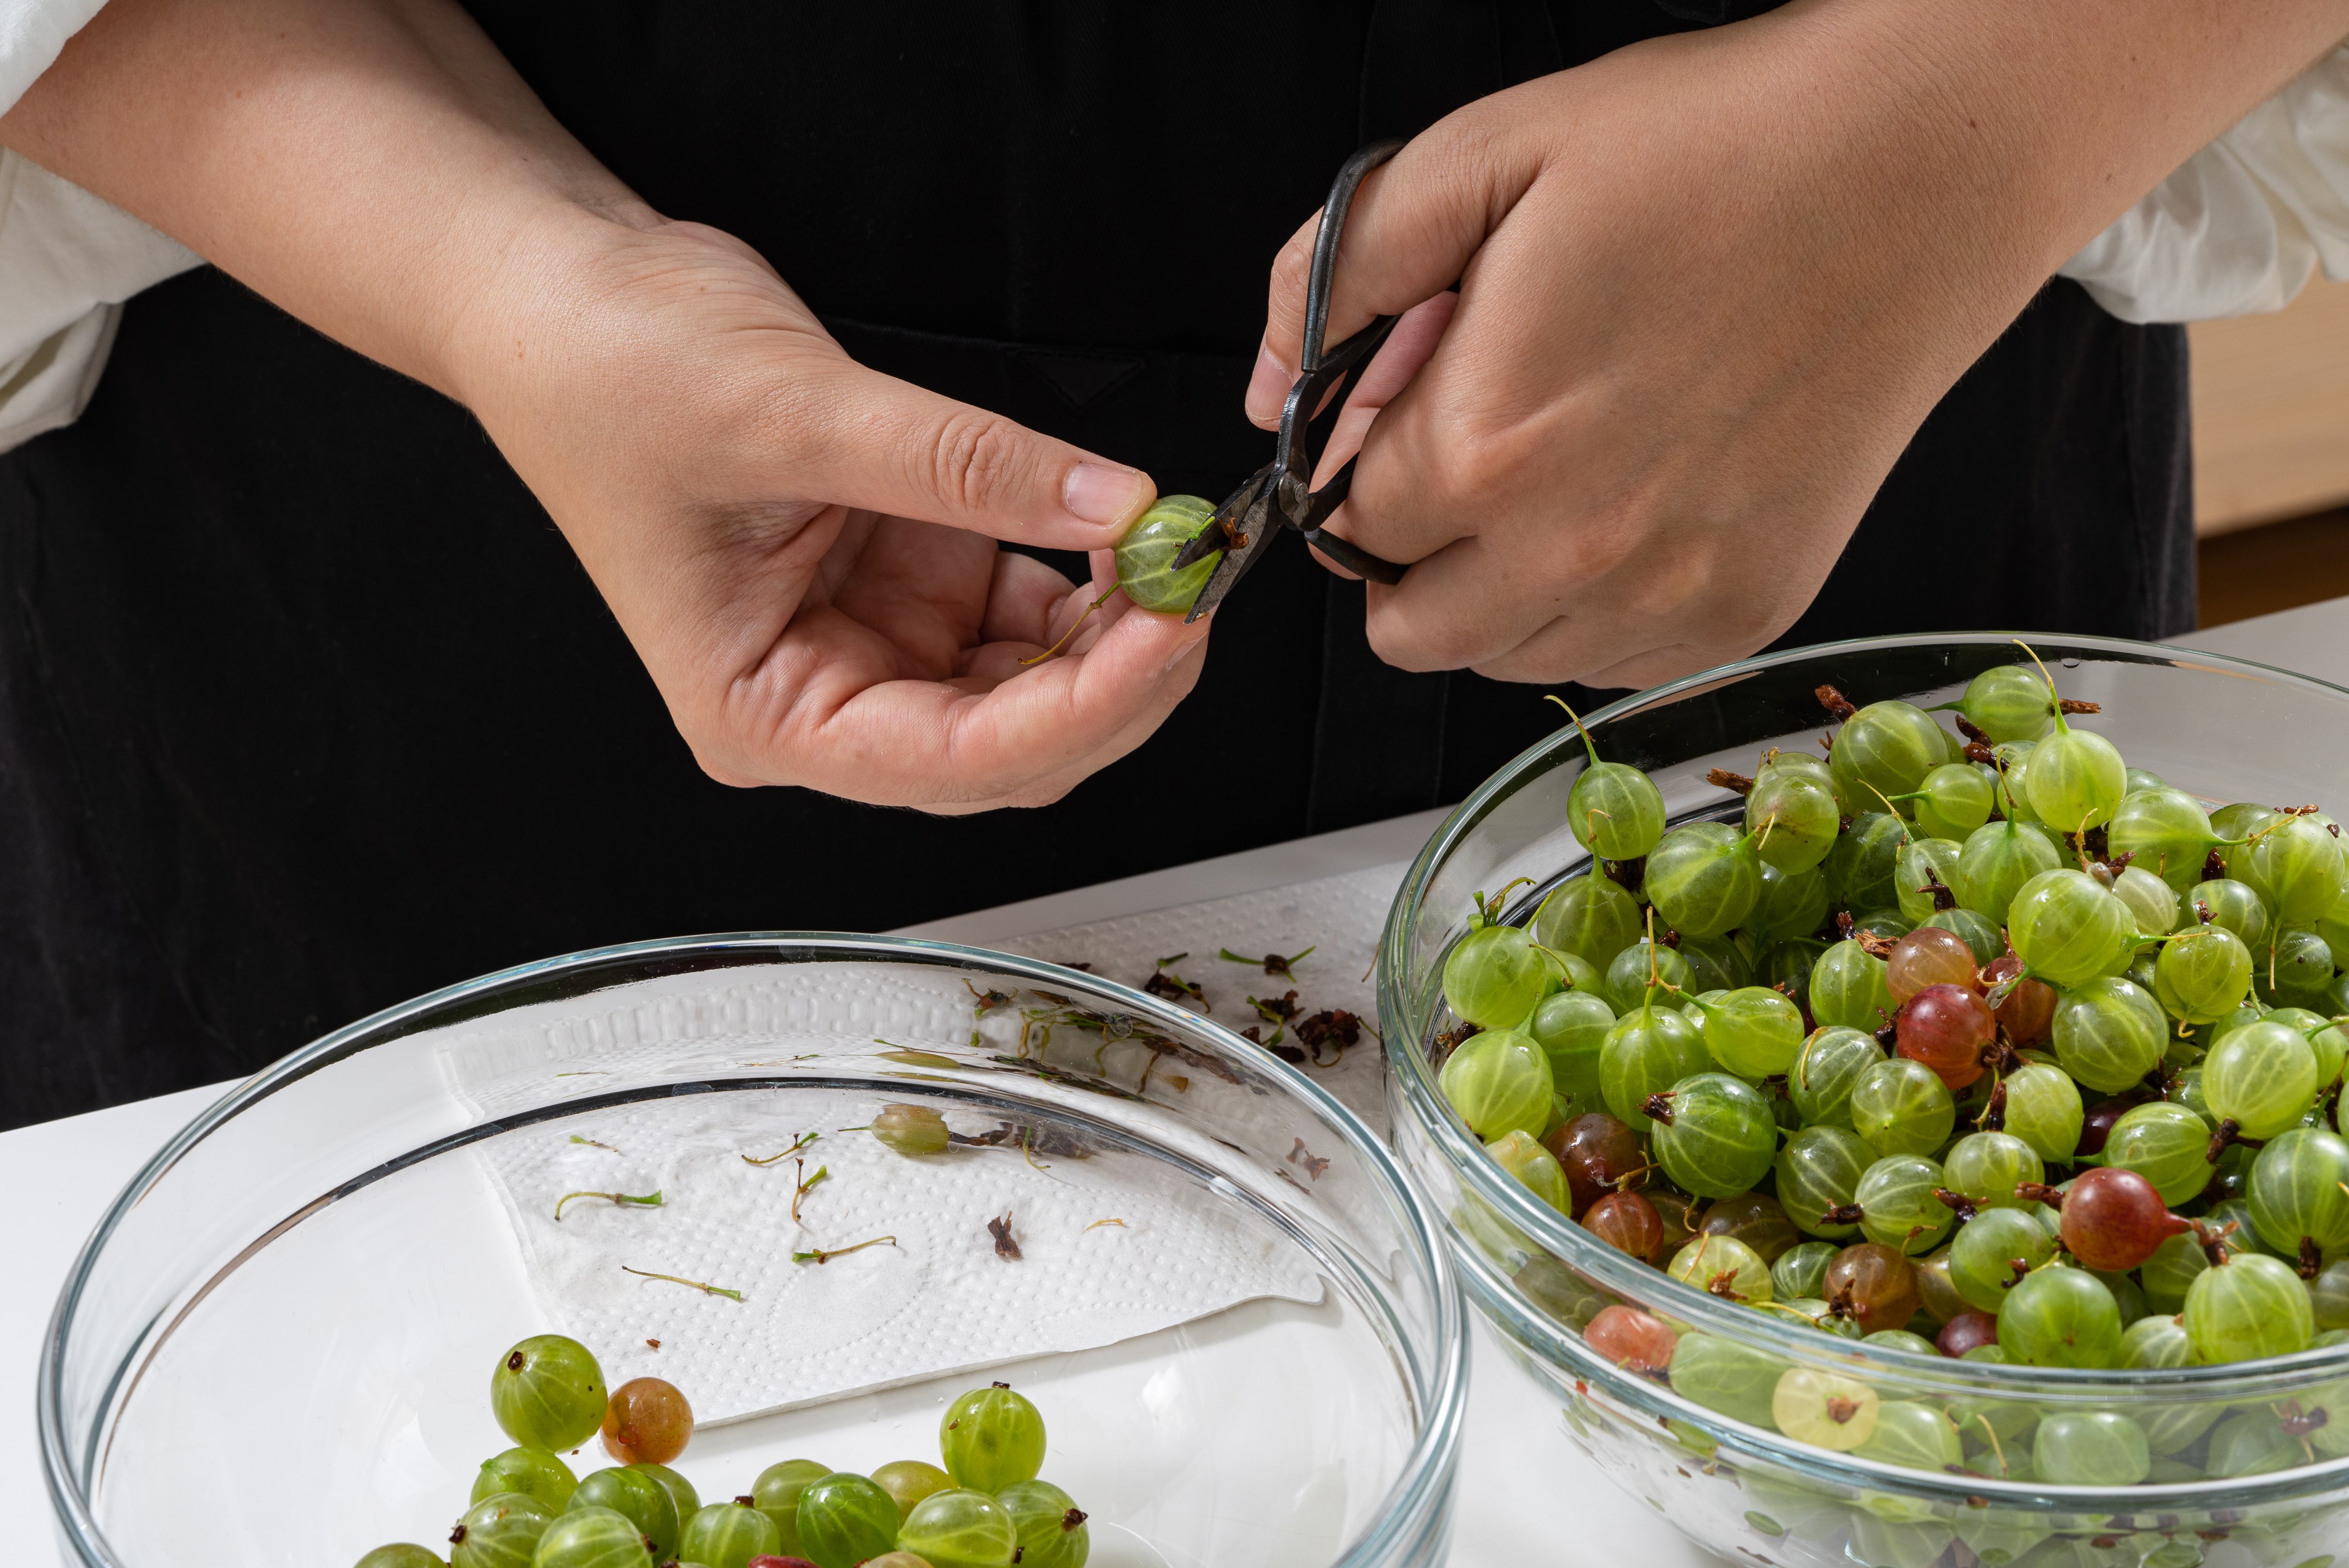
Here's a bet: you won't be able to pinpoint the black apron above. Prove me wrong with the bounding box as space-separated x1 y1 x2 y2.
0 0 2190 1128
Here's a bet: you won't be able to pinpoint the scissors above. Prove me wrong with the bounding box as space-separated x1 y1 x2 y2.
1171 138 1410 623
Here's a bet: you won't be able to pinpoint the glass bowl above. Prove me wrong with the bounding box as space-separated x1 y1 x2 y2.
42 935 1466 1568
1378 633 2349 1568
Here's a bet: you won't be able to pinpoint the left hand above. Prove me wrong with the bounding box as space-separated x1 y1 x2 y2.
1246 0 2349 690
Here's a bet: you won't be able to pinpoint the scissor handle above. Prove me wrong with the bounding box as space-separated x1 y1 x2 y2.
1300 139 1406 375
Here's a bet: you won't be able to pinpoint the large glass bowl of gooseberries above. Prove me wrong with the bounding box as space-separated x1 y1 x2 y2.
1378 632 2349 1568
41 935 1465 1568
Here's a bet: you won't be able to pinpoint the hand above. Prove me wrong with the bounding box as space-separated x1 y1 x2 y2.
1248 0 2349 690
456 216 1207 811
5 0 1211 814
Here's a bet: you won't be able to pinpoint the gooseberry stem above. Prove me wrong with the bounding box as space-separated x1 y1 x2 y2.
621 1264 743 1300
554 1190 663 1222
743 1131 820 1167
1019 584 1119 666
793 1235 900 1266
2010 639 2070 734
568 1135 621 1153
1545 694 1603 768
790 1158 829 1222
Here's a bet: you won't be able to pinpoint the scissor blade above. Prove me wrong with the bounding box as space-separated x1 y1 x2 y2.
1182 469 1282 623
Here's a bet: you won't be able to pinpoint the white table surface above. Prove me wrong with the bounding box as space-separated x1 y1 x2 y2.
12 598 2348 1568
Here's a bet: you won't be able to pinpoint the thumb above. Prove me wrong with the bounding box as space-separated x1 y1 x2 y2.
789 359 1158 549
1247 116 1541 426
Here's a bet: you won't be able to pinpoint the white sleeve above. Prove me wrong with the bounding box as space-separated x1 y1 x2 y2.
0 0 200 454
2060 40 2349 324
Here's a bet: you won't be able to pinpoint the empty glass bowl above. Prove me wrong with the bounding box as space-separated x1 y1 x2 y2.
1379 634 2349 1568
43 936 1465 1568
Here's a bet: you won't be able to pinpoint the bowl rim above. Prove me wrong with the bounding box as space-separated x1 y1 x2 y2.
1377 636 2349 1447
42 931 1469 1568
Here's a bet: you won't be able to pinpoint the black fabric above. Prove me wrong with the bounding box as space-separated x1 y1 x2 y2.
0 1 2190 1127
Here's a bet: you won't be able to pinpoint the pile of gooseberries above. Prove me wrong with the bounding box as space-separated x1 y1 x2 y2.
1436 660 2349 1484
354 1335 1090 1568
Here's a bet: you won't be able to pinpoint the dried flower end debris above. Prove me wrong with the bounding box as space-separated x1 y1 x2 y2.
988 1210 1023 1260
1220 945 1316 978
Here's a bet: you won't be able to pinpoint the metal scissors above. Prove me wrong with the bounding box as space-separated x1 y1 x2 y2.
1171 138 1409 623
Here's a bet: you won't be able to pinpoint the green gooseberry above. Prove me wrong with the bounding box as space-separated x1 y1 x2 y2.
1808 944 1894 1033
1486 1128 1571 1212
1861 1329 1940 1357
1951 664 2053 745
1916 906 2002 967
2247 1128 2349 1264
2213 802 2281 897
530 1507 653 1568
2022 711 2126 835
2250 812 2349 925
1598 1005 1709 1125
750 1459 829 1554
1747 765 1842 874
2007 870 2136 987
2000 1063 2082 1163
1997 1266 2123 1368
2321 884 2349 964
2263 925 2337 1001
1849 1056 1956 1159
2183 1252 2316 1363
2050 976 2166 1095
472 1449 577 1512
997 1481 1090 1568
2155 925 2253 1024
1992 741 2040 824
2031 1411 2150 1486
1893 838 1965 926
2111 865 2178 937
626 1466 697 1531
1747 861 1830 945
940 1383 1047 1492
356 1548 445 1568
1442 922 1551 1030
1775 1297 1862 1340
2192 877 2273 950
1532 872 1642 968
452 1507 551 1568
676 1500 780 1568
1646 821 1764 939
1942 1131 2042 1210
1558 712 1668 863
1825 812 1909 910
2205 1019 2320 1139
1949 1207 2057 1314
1854 1154 1954 1255
1674 932 1753 992
1901 763 1995 843
870 1460 951 1519
1952 818 2062 928
1854 1401 1963 1472
2310 1257 2349 1331
1603 938 1695 1015
896 1488 1019 1568
2271 1005 2349 1088
797 1473 904 1568
1667 1332 1783 1428
489 1336 607 1454
1526 987 1614 1118
1787 1026 1882 1132
1829 699 1950 818
2108 787 2228 893
1646 1072 1777 1199
2205 1410 2303 1479
1111 495 1218 613
569 1468 680 1561
1666 1233 1772 1304
1700 986 1804 1077
1772 1240 1838 1299
2102 1102 2215 1207
1437 1028 1553 1140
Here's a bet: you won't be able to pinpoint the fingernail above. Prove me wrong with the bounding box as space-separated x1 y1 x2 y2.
1244 346 1290 425
1064 463 1150 527
1163 623 1210 673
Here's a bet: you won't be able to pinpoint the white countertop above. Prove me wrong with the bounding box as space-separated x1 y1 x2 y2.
12 598 2348 1568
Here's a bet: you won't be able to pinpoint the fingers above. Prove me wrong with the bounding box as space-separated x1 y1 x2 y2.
1248 117 1540 427
1308 291 1456 487
772 358 1157 551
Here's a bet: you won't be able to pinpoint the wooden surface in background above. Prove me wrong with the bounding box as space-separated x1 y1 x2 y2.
2190 275 2349 534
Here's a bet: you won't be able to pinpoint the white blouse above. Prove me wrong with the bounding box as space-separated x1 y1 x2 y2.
0 10 2344 455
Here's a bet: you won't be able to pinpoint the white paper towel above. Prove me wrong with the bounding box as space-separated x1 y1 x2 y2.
474 1088 1321 1425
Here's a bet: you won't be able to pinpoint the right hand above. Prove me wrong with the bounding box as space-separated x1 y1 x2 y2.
4 0 1212 814
451 214 1210 812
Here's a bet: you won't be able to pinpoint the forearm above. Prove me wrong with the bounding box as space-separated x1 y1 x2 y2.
0 0 649 405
